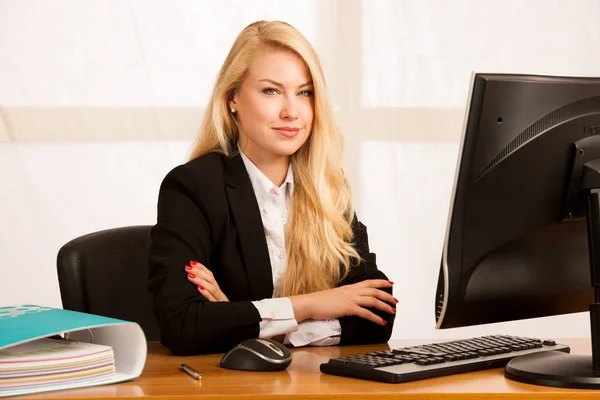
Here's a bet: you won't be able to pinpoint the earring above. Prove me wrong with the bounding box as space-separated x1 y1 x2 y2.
230 108 236 113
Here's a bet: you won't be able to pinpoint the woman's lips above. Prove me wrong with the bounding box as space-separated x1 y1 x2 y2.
273 127 300 138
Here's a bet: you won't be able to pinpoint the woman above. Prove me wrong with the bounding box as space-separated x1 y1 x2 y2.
148 20 396 356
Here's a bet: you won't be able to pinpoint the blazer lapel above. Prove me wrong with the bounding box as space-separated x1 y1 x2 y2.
223 154 274 300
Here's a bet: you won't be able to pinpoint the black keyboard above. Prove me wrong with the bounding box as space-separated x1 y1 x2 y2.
320 335 569 383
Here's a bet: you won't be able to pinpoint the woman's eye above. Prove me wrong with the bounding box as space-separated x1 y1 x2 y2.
263 88 278 95
299 90 314 97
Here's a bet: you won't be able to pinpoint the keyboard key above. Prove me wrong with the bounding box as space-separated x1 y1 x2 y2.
415 359 433 365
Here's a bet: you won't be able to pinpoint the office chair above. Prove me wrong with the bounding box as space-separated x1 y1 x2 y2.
57 225 161 341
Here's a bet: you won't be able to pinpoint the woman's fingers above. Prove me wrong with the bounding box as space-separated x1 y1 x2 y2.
358 295 396 314
187 261 214 281
187 274 228 301
352 280 398 322
363 287 398 307
185 261 215 288
193 264 220 289
185 260 229 302
359 279 394 289
202 280 228 301
356 281 398 305
354 306 388 325
191 260 214 277
198 284 217 301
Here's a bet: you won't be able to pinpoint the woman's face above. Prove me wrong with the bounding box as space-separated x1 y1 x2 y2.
229 49 314 163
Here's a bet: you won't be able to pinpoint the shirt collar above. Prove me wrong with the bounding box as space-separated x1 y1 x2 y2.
239 148 294 199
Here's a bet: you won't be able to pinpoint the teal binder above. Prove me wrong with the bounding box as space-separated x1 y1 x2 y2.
0 305 147 397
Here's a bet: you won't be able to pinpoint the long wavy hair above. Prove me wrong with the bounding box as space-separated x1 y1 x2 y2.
189 20 360 296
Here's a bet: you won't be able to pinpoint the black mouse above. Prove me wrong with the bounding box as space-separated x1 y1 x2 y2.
220 338 292 371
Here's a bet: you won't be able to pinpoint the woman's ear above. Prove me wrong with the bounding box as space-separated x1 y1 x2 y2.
227 91 237 111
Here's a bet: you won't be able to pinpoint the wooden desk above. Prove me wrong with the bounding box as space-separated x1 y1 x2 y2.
21 339 597 399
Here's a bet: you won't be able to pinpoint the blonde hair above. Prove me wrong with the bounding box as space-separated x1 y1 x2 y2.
189 20 360 296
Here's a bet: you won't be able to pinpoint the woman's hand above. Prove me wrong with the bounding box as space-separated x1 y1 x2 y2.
289 279 396 325
185 260 229 302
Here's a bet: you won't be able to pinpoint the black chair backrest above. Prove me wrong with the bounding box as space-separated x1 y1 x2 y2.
57 225 160 341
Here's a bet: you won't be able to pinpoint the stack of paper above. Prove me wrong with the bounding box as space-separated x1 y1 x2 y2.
0 337 115 397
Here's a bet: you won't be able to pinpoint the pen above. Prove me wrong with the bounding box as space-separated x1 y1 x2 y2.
181 363 202 380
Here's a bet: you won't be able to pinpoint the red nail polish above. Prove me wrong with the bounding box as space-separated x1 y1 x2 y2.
392 308 396 313
198 285 204 290
394 297 399 303
388 281 394 285
188 273 195 279
185 265 191 271
382 319 387 325
190 260 197 266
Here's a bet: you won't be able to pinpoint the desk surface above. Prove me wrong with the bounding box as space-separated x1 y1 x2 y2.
21 338 597 400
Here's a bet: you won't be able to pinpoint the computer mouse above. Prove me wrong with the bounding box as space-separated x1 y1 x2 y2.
220 338 292 371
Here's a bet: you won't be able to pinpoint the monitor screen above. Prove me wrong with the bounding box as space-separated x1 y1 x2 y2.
436 73 600 330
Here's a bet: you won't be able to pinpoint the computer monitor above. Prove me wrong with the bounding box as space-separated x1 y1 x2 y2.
435 73 600 388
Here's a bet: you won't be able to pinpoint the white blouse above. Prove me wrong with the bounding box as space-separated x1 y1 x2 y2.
240 150 341 347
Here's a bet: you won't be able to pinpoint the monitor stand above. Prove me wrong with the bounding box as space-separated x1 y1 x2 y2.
505 157 600 389
505 351 600 389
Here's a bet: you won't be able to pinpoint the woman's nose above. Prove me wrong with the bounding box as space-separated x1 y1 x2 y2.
281 96 299 119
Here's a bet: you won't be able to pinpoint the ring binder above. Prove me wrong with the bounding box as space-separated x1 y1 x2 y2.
65 328 94 343
0 305 147 397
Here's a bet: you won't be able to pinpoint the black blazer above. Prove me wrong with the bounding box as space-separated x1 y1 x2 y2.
147 152 395 355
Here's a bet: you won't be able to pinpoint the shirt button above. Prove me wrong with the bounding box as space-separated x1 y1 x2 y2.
282 218 287 224
277 253 284 259
270 311 276 318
